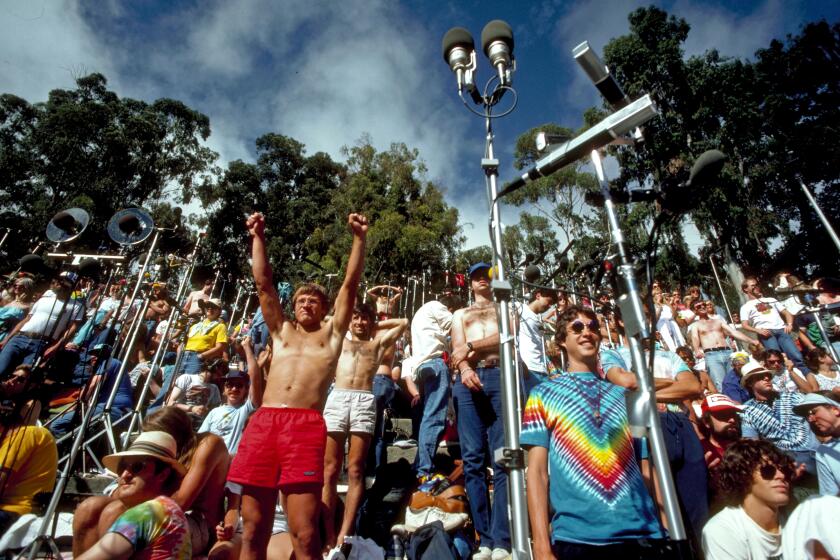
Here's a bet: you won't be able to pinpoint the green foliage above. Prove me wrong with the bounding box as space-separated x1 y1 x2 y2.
0 73 216 267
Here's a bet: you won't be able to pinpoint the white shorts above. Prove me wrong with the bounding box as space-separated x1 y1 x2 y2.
322 388 376 435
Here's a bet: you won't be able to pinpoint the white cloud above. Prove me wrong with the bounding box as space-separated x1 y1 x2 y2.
675 0 785 59
0 0 117 100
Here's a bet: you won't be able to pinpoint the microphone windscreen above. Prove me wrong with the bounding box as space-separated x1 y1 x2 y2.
78 258 102 280
688 150 726 187
19 254 45 273
481 20 514 54
524 264 542 283
442 27 475 60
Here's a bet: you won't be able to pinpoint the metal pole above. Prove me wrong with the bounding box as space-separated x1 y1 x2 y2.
800 180 840 255
591 150 687 542
0 229 9 251
209 269 221 299
484 118 530 560
227 282 245 336
811 310 840 363
709 256 734 324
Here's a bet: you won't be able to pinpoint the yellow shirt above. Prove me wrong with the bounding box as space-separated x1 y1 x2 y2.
0 425 58 515
184 320 228 353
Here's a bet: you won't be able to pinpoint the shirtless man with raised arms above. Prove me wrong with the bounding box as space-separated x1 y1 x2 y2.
321 302 407 548
227 212 367 560
690 300 754 390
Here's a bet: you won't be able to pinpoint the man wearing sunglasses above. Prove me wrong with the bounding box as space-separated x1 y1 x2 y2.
690 299 755 389
198 336 264 455
77 431 189 559
793 392 840 495
449 262 510 560
702 439 792 560
740 361 819 474
522 306 664 559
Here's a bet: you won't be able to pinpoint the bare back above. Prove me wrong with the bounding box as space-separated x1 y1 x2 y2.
262 319 344 410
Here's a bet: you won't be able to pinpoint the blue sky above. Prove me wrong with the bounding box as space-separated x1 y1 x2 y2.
1 0 838 250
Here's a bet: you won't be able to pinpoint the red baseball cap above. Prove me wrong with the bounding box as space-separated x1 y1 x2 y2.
700 393 743 415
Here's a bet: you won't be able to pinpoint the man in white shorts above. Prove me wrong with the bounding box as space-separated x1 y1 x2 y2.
321 302 407 549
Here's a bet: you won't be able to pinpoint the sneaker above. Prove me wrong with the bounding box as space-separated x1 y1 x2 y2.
491 548 511 560
393 438 418 448
403 506 469 532
472 546 492 560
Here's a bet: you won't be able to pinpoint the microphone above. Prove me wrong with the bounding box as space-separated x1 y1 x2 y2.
573 41 629 110
774 286 821 297
523 264 542 284
659 149 727 214
499 95 657 198
442 27 478 98
481 20 514 86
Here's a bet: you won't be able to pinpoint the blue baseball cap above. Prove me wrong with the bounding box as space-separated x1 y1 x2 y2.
468 262 492 278
793 393 840 416
223 369 249 382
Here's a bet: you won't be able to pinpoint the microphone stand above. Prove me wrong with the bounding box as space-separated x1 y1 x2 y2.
708 254 735 325
227 281 246 336
590 150 689 551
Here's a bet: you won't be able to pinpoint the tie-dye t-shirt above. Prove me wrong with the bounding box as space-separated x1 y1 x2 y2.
109 495 191 560
521 372 663 545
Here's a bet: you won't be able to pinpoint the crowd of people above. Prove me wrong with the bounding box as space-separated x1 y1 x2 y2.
0 211 839 559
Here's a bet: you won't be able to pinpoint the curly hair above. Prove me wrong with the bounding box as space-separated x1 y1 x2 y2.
714 439 794 506
553 305 600 361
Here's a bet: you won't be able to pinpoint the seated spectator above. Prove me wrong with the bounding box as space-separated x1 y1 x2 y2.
702 440 793 560
73 408 230 558
793 392 840 495
698 394 742 469
740 361 819 473
0 364 43 424
75 431 190 559
805 348 840 393
721 351 752 403
49 343 134 438
0 397 57 534
524 306 664 559
676 345 716 394
0 276 35 343
166 357 224 429
763 348 817 394
199 337 264 454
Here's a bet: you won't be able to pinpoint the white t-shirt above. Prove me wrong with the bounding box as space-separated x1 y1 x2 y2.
23 291 84 338
199 399 256 454
702 506 783 560
514 302 546 373
410 300 453 367
740 298 787 330
173 374 221 409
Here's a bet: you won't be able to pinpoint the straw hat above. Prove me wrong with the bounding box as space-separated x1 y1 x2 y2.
739 361 773 388
103 431 186 477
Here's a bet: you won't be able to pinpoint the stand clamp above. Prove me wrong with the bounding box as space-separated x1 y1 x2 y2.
494 446 526 469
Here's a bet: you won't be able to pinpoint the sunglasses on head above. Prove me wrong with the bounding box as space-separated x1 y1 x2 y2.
569 319 600 335
118 459 149 475
759 463 792 481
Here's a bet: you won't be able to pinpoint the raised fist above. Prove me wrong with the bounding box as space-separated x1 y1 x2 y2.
348 213 368 236
245 213 265 238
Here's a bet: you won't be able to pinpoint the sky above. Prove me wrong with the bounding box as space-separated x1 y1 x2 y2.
1 0 838 252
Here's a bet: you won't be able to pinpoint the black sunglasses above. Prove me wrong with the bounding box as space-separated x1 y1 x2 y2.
225 381 246 388
118 459 149 475
759 463 792 481
569 319 600 335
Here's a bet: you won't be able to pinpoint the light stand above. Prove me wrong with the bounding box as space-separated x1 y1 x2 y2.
443 20 530 559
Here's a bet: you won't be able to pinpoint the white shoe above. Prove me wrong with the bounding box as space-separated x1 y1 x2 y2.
491 548 511 560
472 546 492 560
403 506 469 532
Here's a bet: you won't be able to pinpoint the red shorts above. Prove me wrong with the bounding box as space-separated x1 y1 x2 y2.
227 407 326 492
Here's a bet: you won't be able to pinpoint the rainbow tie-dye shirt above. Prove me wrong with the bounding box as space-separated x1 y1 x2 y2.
521 372 664 545
108 495 191 559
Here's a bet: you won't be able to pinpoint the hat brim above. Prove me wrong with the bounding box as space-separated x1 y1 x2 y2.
197 299 220 310
740 368 772 388
103 449 186 478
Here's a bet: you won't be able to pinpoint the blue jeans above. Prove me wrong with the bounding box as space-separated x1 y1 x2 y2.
703 349 731 390
367 374 396 476
49 403 131 438
761 329 808 371
178 350 203 374
660 411 708 542
452 368 510 551
147 365 177 412
0 334 47 377
414 358 451 478
522 368 548 401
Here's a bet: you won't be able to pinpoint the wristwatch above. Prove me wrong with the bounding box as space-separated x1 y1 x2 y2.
467 342 474 351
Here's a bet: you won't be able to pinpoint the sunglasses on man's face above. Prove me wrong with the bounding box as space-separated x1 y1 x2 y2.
766 359 782 365
118 459 149 476
758 463 793 481
225 381 246 389
569 319 600 335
